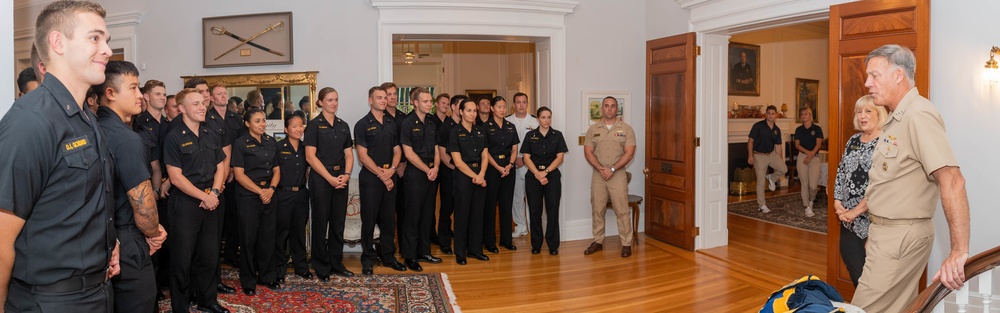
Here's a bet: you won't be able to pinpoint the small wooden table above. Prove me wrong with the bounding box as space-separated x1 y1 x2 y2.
606 195 644 244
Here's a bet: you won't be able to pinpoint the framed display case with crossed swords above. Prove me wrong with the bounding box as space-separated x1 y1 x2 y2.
202 12 293 68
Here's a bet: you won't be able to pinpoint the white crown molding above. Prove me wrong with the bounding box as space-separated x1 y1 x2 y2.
370 0 578 15
13 0 57 10
13 11 143 41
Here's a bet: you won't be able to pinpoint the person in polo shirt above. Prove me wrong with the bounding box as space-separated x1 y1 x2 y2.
747 105 787 213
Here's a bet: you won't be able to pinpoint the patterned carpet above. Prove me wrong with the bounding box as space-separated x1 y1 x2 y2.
159 268 460 313
728 193 828 234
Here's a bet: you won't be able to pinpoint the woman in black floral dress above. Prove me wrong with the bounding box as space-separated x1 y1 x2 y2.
833 95 887 286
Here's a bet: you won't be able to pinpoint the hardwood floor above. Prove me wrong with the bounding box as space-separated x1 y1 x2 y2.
336 215 827 312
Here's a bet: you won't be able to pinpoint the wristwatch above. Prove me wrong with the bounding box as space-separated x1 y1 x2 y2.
210 188 221 196
610 167 616 173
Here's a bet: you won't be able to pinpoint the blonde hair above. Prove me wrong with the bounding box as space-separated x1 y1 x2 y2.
853 95 888 131
34 1 106 64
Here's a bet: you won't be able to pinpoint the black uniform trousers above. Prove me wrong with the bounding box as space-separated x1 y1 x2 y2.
111 226 156 313
453 168 485 259
168 190 220 312
526 170 562 251
235 185 277 289
401 165 437 259
6 279 112 313
309 172 350 276
359 170 398 266
274 187 310 278
395 170 406 254
484 167 516 247
222 181 240 264
839 224 867 286
437 166 455 248
153 197 170 289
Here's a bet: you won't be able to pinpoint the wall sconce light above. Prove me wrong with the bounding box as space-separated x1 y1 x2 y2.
985 46 1000 86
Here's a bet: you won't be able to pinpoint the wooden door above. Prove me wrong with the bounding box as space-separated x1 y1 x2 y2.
645 33 697 250
827 0 930 300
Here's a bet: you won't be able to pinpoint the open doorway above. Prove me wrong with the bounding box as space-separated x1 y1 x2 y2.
391 41 537 115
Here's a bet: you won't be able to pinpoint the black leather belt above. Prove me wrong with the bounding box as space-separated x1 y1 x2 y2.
381 164 391 169
256 180 268 187
15 270 106 293
277 185 305 191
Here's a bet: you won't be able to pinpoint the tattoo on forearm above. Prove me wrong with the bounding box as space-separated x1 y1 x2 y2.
128 181 160 237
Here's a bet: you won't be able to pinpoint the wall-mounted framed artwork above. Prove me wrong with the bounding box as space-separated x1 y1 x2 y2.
728 42 760 96
795 78 820 123
203 12 293 68
582 91 630 131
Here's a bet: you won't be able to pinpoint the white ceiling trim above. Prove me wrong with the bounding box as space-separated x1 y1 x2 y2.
370 0 578 15
13 10 143 41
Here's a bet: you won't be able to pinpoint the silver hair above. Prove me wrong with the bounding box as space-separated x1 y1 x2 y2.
865 44 916 86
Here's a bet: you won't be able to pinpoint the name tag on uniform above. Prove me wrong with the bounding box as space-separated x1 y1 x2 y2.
281 151 292 155
615 131 625 137
246 144 257 148
63 136 90 152
318 125 329 129
593 133 601 137
413 128 421 132
181 141 194 147
458 133 467 137
367 126 378 131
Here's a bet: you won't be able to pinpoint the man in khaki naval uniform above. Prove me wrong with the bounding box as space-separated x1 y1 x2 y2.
851 44 971 312
583 96 637 258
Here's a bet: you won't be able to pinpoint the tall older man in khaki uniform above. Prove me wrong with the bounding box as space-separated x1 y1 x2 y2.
851 44 971 312
583 96 636 258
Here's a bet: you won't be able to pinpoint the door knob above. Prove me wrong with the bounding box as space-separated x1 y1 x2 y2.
643 167 650 177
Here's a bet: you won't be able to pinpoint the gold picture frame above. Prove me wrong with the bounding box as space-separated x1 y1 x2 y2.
202 12 293 68
728 42 760 96
795 78 819 123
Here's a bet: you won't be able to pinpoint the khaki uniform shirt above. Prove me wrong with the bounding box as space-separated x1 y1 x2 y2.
585 120 636 167
866 88 959 219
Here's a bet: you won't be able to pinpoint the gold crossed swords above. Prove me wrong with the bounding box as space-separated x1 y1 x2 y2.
211 21 285 60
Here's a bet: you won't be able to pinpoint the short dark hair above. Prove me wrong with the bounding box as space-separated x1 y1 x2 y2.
766 105 778 112
34 1 106 64
603 96 618 105
141 79 164 95
368 86 386 98
379 82 397 91
298 96 310 108
409 87 430 103
242 108 265 124
93 60 139 103
284 112 305 127
229 96 243 106
512 92 528 102
536 106 552 117
435 93 450 102
490 95 506 108
183 78 207 89
450 94 468 108
17 68 38 94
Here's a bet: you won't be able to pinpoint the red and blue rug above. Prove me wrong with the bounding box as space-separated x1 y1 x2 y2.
159 268 460 312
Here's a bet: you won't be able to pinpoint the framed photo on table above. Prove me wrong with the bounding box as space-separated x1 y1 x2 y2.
795 78 819 123
728 42 760 96
203 12 293 68
581 91 630 131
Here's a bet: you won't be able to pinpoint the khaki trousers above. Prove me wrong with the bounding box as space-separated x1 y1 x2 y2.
753 152 787 206
590 170 632 246
796 152 821 206
852 218 934 312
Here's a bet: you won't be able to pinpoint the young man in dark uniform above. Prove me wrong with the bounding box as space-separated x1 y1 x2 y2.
135 79 171 297
747 105 787 213
304 87 355 280
435 95 467 255
0 2 120 310
95 60 168 312
198 81 240 295
448 98 492 265
399 87 444 271
355 86 407 275
163 89 230 313
381 82 408 255
426 93 450 246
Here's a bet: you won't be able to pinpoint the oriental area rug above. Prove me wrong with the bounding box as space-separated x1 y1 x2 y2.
159 268 460 313
728 193 828 234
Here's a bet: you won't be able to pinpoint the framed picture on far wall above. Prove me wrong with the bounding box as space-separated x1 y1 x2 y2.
728 42 760 96
582 91 630 133
795 78 819 123
466 89 496 103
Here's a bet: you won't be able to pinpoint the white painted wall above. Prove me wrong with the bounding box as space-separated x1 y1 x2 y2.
927 0 1000 278
2 0 13 113
729 27 828 130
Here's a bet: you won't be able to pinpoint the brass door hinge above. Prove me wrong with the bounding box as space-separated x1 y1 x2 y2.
692 227 700 237
694 137 700 147
696 45 701 56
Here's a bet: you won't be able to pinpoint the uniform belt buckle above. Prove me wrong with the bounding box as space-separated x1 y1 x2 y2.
498 155 506 159
538 165 547 170
382 164 390 169
471 163 480 167
333 165 341 171
290 187 300 192
258 181 268 186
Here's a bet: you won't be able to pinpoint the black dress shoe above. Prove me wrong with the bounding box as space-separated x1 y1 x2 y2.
531 249 541 255
259 282 281 290
332 268 355 277
405 259 423 272
156 289 166 301
440 246 454 255
470 253 490 261
417 255 443 263
223 259 239 269
499 242 517 251
456 258 467 265
382 260 407 271
362 265 374 275
317 275 330 282
242 288 257 296
216 283 236 294
196 304 231 313
549 249 559 255
296 272 314 279
485 245 500 254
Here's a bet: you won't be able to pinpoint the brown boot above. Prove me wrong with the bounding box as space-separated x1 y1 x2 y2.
621 246 632 258
583 242 603 255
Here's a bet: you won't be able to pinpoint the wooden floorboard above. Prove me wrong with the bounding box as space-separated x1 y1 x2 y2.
331 213 827 312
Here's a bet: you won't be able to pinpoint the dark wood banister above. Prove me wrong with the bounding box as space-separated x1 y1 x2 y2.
904 245 1000 312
